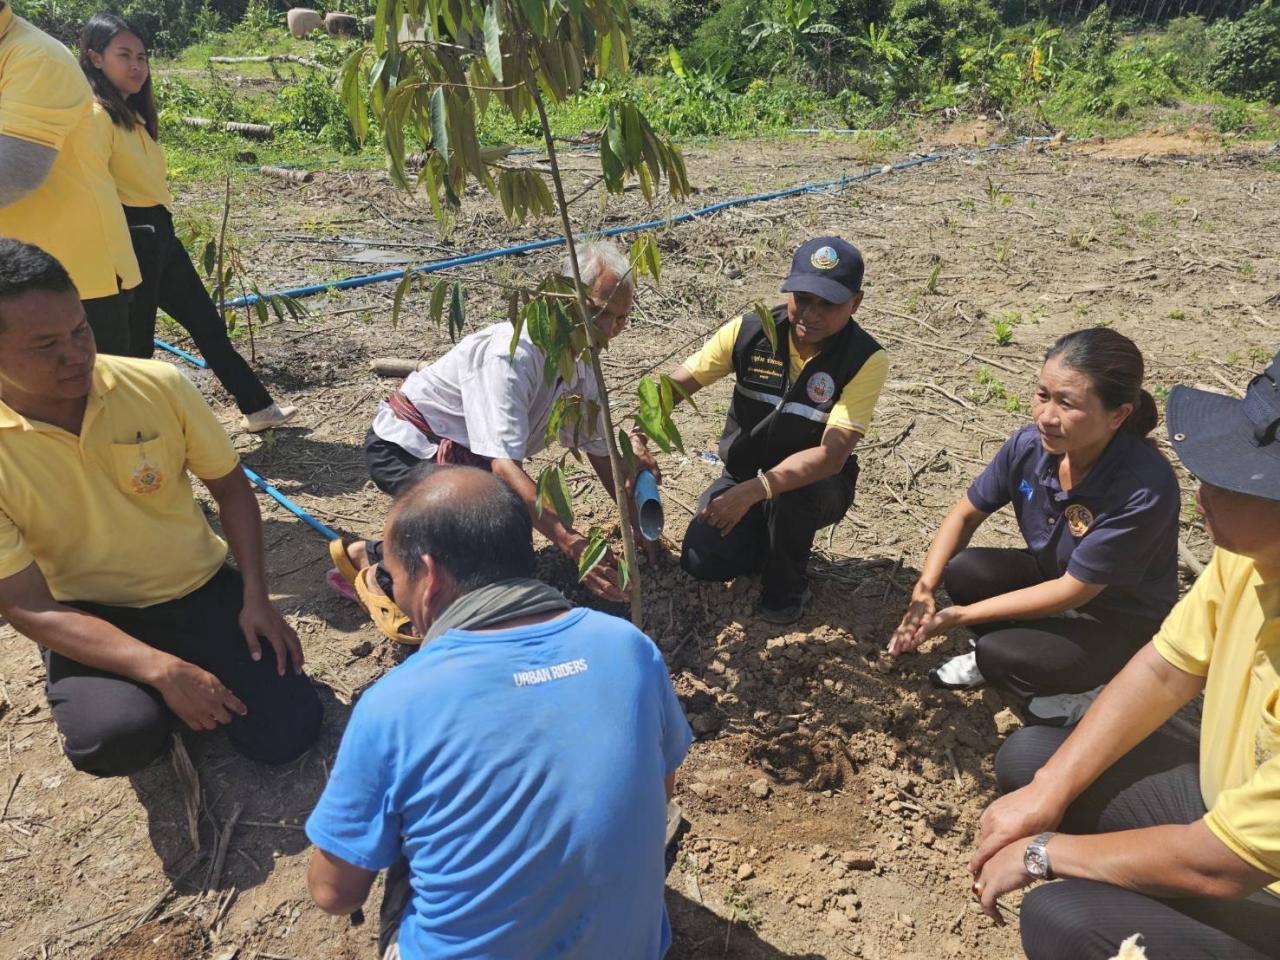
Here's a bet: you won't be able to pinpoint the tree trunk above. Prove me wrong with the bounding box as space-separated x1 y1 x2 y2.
527 74 645 626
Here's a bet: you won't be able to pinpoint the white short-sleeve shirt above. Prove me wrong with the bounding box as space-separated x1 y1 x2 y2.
371 322 609 462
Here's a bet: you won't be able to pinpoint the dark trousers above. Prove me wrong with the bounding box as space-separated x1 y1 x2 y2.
681 466 856 607
46 566 322 778
83 290 132 356
943 547 1160 700
999 726 1280 959
363 430 445 578
124 205 273 415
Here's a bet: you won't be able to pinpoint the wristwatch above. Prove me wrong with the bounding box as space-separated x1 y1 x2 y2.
1023 832 1055 880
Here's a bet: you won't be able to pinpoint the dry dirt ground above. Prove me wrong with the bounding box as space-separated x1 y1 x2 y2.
1 125 1277 960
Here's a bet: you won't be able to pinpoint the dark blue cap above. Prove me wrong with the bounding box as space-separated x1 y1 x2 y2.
1168 349 1280 500
781 236 864 304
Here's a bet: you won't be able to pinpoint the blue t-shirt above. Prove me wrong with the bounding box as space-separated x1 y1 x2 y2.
306 607 693 960
966 424 1180 622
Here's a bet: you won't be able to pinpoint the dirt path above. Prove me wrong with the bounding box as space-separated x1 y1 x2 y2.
1 128 1276 960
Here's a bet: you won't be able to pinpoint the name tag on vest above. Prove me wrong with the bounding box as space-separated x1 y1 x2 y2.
742 347 785 392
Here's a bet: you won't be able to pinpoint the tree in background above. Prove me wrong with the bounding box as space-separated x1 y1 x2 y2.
341 0 690 623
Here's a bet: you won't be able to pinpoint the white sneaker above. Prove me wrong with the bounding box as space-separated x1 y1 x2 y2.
242 403 298 433
1027 686 1103 726
929 652 986 689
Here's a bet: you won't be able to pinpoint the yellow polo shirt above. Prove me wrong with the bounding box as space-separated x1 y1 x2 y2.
1153 548 1280 893
0 7 140 299
90 102 172 208
682 315 889 434
0 356 239 607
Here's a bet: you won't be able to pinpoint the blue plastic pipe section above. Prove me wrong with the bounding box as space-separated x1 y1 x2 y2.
173 138 1040 313
154 338 208 368
240 464 340 541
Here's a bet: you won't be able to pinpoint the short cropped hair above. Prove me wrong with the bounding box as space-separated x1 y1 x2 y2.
563 241 633 295
388 466 535 592
0 239 77 313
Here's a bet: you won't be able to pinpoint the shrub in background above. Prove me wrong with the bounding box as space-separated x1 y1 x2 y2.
1207 1 1280 103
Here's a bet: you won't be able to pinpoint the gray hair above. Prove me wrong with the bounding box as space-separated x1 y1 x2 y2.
562 241 633 294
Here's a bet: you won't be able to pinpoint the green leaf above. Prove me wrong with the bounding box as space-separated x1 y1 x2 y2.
519 0 547 34
391 269 414 327
483 1 504 83
339 47 369 145
668 45 686 79
754 302 779 356
448 281 465 341
630 234 661 282
429 278 448 326
621 103 643 168
535 465 574 526
429 86 450 172
617 427 637 479
617 552 631 591
576 528 607 581
636 377 671 453
201 240 216 278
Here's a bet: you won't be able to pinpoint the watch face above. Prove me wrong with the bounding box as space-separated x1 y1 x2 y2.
1024 846 1049 878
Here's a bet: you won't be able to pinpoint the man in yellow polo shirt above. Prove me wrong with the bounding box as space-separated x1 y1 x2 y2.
0 2 139 354
0 239 320 777
656 237 888 624
966 351 1280 959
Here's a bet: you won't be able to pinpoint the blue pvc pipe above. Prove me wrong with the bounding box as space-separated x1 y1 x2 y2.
154 337 208 368
240 464 340 541
201 138 1044 312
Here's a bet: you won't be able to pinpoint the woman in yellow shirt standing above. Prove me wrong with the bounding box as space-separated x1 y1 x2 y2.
78 13 295 433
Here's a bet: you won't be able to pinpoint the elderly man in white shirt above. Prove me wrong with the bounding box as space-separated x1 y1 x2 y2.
328 242 655 640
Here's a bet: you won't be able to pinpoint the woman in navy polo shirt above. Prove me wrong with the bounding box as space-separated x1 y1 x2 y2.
888 328 1180 712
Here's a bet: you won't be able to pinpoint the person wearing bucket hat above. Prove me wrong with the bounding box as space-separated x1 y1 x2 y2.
648 236 888 624
889 328 1181 719
967 352 1280 960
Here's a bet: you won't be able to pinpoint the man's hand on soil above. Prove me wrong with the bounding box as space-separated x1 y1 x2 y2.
153 658 247 731
567 537 626 603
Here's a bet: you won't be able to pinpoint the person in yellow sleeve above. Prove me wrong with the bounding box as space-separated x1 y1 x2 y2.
967 350 1280 959
0 239 321 777
651 237 888 624
0 1 139 354
78 13 296 433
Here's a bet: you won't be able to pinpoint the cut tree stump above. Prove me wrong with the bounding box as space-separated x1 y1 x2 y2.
208 53 324 69
259 165 314 184
182 118 275 140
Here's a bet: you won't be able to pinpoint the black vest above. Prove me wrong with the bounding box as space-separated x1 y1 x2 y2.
718 304 881 481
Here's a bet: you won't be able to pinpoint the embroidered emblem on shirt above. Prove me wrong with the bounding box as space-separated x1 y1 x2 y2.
1258 728 1273 768
1064 503 1093 538
806 372 836 405
1018 479 1035 501
810 246 839 270
130 432 163 494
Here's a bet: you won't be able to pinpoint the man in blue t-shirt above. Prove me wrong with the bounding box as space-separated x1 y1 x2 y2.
305 466 693 959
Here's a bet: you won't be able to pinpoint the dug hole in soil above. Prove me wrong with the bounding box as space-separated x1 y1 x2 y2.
1 124 1275 959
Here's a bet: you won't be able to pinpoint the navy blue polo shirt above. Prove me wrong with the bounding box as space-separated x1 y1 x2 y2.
966 424 1180 622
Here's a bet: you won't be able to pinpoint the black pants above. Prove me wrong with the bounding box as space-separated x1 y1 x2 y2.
681 465 856 607
999 726 1280 959
83 290 132 356
124 205 273 415
45 566 322 778
363 430 446 580
943 547 1160 700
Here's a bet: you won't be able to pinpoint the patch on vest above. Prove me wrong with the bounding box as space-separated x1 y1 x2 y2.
743 347 785 391
1064 503 1093 538
810 246 839 270
806 372 836 405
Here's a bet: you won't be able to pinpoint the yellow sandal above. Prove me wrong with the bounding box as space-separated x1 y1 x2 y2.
353 564 421 645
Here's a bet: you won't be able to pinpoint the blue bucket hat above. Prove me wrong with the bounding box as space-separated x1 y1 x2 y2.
1167 350 1280 501
781 237 864 305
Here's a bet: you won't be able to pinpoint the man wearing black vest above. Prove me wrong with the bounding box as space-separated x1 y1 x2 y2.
662 237 888 624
